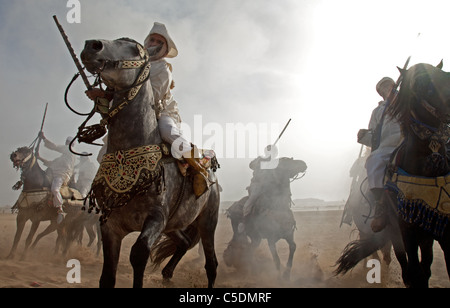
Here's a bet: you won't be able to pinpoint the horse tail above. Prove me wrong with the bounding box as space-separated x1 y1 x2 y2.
334 231 388 275
150 224 200 268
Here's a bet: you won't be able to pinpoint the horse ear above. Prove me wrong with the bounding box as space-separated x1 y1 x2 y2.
397 66 407 76
436 59 444 69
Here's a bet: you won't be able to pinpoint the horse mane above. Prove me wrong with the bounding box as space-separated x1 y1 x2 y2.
386 65 420 129
116 37 139 44
386 62 443 130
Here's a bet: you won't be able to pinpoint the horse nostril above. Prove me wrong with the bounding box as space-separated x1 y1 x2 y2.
86 40 103 53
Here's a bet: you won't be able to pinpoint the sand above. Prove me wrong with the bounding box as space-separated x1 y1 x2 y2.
0 209 448 288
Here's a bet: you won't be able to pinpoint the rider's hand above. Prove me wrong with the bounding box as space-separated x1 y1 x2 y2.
85 88 106 101
12 181 22 191
357 129 369 143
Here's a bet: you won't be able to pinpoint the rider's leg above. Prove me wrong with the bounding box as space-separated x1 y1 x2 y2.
370 187 388 232
51 177 65 224
159 115 211 198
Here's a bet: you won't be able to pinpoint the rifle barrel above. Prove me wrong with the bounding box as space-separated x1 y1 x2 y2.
53 15 92 90
39 103 48 132
273 118 292 146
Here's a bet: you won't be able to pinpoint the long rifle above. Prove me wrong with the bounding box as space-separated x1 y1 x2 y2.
53 15 92 90
273 118 292 146
34 103 48 154
263 118 291 161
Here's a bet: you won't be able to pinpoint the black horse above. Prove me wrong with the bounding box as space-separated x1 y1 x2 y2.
8 146 93 259
335 62 450 287
80 38 220 288
8 147 63 259
224 157 307 280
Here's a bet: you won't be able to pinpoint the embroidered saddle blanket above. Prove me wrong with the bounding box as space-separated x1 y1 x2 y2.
385 169 450 238
88 144 219 224
93 144 167 194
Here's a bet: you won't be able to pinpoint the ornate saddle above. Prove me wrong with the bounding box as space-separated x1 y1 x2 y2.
87 143 219 223
13 186 84 211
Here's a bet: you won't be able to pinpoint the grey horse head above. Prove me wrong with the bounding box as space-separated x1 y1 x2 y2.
81 38 154 91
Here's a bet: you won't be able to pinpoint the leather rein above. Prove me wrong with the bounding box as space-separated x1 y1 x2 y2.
66 41 151 156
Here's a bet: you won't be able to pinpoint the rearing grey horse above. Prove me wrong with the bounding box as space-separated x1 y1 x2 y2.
80 38 220 288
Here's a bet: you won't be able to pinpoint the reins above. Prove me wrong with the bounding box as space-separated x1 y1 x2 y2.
65 41 151 157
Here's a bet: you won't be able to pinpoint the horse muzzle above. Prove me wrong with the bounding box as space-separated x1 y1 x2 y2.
81 40 107 74
11 157 23 169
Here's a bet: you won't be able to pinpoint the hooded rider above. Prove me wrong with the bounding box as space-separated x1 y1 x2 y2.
36 134 77 223
86 22 211 198
357 77 402 232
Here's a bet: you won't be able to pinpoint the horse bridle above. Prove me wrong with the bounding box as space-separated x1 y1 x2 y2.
69 41 151 156
14 152 35 170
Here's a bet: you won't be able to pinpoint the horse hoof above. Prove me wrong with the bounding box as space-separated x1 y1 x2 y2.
162 277 173 287
282 270 291 281
162 268 174 280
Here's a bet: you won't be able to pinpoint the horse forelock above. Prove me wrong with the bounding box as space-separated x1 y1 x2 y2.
389 63 448 128
10 146 31 160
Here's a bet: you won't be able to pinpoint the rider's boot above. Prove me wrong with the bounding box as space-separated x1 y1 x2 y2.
56 206 65 225
370 188 388 233
182 150 214 198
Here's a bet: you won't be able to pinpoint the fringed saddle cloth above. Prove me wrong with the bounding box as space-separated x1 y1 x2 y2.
87 144 168 222
385 169 450 238
87 144 219 223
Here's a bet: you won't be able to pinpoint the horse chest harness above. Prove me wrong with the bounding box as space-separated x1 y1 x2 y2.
86 143 173 224
385 144 450 238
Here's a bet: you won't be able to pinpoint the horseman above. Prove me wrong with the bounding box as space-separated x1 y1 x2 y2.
357 77 402 232
85 22 211 198
238 145 293 233
36 133 77 223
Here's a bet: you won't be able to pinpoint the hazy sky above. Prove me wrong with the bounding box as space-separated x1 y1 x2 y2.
1 0 450 206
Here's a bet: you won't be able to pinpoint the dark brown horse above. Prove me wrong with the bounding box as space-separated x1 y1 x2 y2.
8 147 63 259
224 157 307 280
80 38 220 288
8 146 93 259
336 62 450 287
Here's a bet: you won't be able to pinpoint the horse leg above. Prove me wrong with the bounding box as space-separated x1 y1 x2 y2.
21 221 41 260
267 238 281 272
54 226 64 255
418 235 434 285
95 221 102 257
130 209 166 288
385 195 410 285
161 231 193 281
85 223 96 247
381 240 392 266
197 205 219 288
99 225 124 288
7 213 27 259
438 232 450 279
31 222 57 249
401 222 428 288
283 233 296 281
